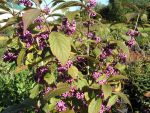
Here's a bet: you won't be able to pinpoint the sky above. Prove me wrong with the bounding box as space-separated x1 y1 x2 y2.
100 0 109 5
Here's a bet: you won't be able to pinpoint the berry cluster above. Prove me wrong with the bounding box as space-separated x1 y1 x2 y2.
57 60 73 72
86 32 101 43
88 0 96 7
100 44 114 60
43 6 51 15
99 104 110 113
86 0 97 17
34 31 49 50
3 49 18 62
126 29 140 37
17 22 35 48
62 87 84 100
118 53 127 63
125 29 140 47
34 16 44 30
62 18 76 35
56 100 67 112
18 0 33 7
34 66 48 84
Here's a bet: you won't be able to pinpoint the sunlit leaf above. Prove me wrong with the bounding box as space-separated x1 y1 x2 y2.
53 1 85 11
43 83 71 100
61 109 75 113
44 73 56 85
49 32 71 65
68 66 79 79
125 12 138 22
113 92 132 108
107 95 118 107
29 84 39 99
88 98 102 113
117 41 129 57
17 48 26 66
108 75 128 82
115 63 126 72
102 84 112 100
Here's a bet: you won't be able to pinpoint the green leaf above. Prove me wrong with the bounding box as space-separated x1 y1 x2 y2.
25 53 34 65
107 95 118 107
125 12 138 22
84 92 90 101
102 84 112 100
88 98 102 113
17 48 26 66
65 10 80 21
52 0 65 7
93 47 102 58
61 109 75 113
53 1 85 11
117 41 129 57
122 3 139 12
0 36 9 48
49 32 71 65
29 84 39 99
108 75 128 82
113 92 132 107
76 78 88 90
141 14 148 22
22 8 41 34
43 83 71 100
90 83 100 89
43 97 60 112
121 35 131 41
96 74 107 82
68 66 79 79
115 63 126 72
43 103 55 113
44 73 56 85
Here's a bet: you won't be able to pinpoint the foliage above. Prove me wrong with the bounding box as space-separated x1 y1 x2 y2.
0 60 34 112
97 0 150 23
0 0 148 113
125 61 150 112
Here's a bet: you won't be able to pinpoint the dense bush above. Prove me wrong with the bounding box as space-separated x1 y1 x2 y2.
125 61 150 112
0 61 34 112
0 0 149 113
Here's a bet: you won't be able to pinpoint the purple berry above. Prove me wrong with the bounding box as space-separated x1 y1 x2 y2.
56 100 67 112
126 38 136 47
19 0 33 7
75 92 84 100
87 8 96 17
35 66 48 84
35 31 49 50
62 18 76 35
3 49 18 62
87 0 97 7
126 29 140 37
57 60 73 72
99 104 106 113
43 6 51 14
118 53 127 63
